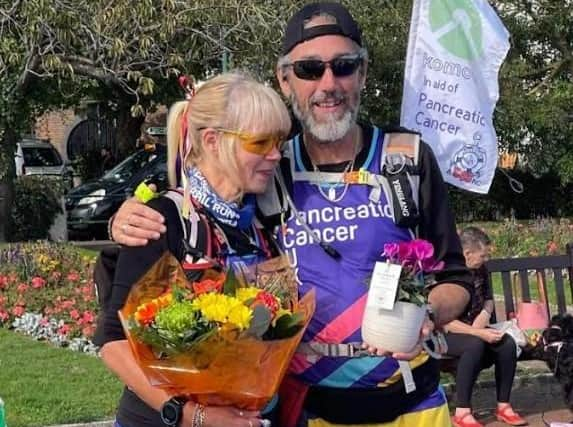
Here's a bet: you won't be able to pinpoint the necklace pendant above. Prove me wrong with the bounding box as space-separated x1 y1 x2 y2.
328 186 337 201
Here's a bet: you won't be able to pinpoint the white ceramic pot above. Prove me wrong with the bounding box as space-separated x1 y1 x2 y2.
361 301 427 353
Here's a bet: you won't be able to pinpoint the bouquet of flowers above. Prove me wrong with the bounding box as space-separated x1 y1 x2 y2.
381 239 444 306
119 253 314 410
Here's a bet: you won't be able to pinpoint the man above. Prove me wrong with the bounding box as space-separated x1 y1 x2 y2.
110 3 471 425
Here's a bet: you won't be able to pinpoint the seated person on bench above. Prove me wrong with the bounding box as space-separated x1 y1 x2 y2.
446 227 527 427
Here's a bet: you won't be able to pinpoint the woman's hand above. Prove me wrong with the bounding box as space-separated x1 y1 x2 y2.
182 403 261 427
472 310 491 329
476 328 503 344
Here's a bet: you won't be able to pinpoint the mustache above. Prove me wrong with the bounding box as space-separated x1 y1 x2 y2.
309 90 346 105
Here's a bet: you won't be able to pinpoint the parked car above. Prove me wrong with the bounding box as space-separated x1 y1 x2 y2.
14 138 73 189
65 144 167 240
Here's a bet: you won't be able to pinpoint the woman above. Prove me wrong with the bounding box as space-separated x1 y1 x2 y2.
447 227 527 427
94 72 291 427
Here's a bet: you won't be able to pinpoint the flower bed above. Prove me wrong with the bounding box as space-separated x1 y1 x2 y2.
0 242 98 353
465 218 573 258
1 220 572 354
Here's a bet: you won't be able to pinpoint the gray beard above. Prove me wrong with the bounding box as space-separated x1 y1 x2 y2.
291 95 358 143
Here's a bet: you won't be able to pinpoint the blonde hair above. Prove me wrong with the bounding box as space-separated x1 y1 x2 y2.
166 72 291 192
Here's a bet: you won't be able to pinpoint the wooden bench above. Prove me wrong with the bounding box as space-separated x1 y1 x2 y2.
440 243 573 372
486 243 573 322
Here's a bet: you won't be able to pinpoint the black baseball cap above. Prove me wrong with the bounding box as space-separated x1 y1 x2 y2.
281 2 362 55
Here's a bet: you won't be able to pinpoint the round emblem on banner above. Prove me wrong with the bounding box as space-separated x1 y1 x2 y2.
429 0 483 61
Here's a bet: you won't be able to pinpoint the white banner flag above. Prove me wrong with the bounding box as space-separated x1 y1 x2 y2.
400 0 510 193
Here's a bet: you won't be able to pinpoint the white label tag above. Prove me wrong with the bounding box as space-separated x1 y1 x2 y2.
398 360 417 394
367 262 402 311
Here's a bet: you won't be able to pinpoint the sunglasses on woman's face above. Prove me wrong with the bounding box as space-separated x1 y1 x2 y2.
286 54 364 81
217 128 285 156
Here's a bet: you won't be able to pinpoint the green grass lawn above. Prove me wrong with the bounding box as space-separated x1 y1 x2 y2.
75 246 99 259
0 329 122 427
490 272 573 308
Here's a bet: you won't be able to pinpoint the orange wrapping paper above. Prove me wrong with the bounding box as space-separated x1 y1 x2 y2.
119 252 314 410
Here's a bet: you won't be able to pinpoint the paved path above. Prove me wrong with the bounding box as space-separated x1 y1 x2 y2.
449 362 572 427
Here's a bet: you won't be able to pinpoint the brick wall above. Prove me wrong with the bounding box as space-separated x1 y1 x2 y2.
35 109 81 160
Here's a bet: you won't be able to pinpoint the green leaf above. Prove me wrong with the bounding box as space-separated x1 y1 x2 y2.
245 305 271 339
268 312 303 339
222 268 238 296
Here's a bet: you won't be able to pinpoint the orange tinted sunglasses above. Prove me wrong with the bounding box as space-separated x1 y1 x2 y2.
217 128 285 156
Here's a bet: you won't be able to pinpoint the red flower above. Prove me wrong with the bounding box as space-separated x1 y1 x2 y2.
69 309 80 320
0 295 6 305
67 271 80 282
192 278 224 295
61 299 75 309
134 301 160 326
0 275 8 289
547 241 559 254
31 276 47 289
0 310 9 322
16 283 29 293
82 311 95 324
39 317 50 326
58 324 71 336
12 305 25 317
253 291 280 317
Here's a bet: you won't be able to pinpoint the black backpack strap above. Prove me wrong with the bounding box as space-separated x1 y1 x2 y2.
162 189 219 271
256 153 292 231
373 130 421 235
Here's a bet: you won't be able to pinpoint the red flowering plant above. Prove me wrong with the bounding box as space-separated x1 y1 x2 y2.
382 239 444 306
0 242 98 341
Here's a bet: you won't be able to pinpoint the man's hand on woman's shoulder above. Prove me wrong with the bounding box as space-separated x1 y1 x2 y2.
111 194 166 246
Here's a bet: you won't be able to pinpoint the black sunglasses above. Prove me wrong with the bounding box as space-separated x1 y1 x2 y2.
286 54 364 81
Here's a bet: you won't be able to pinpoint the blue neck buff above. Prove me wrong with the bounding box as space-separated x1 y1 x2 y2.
187 167 256 230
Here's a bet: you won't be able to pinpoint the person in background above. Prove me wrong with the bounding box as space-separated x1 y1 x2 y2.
100 146 115 174
446 227 527 427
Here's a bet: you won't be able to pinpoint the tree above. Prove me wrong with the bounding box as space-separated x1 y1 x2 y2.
2 0 569 241
345 1 413 125
0 0 301 241
494 0 573 182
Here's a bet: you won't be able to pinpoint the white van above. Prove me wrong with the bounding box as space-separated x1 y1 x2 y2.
14 138 66 177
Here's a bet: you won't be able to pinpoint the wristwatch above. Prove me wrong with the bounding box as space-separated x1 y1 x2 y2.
160 396 188 426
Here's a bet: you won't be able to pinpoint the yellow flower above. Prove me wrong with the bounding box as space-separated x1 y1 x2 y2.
227 304 253 330
192 293 231 322
235 287 261 303
192 293 253 330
